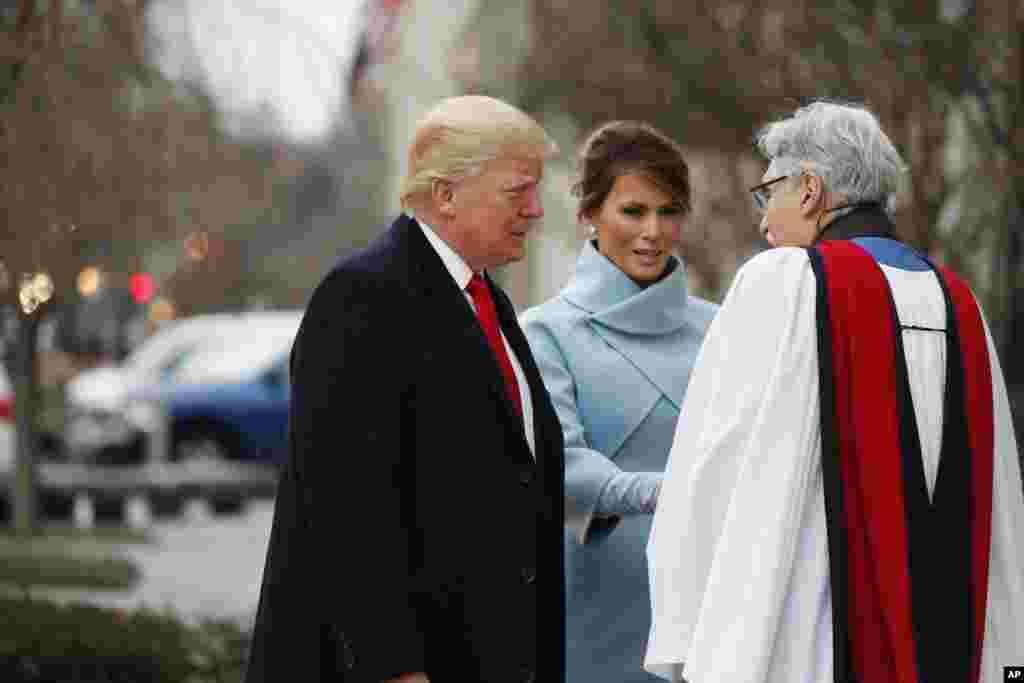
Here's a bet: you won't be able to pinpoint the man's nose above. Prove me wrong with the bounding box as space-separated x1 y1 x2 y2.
522 190 543 218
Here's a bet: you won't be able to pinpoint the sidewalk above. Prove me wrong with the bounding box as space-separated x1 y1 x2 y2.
33 499 275 628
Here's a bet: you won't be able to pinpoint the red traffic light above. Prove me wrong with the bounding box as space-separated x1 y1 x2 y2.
129 273 155 304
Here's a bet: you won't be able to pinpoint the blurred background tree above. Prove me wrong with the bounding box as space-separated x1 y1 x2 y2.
454 0 1022 433
0 0 288 534
0 0 401 535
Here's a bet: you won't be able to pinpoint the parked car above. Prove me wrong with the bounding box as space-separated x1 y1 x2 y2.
115 327 296 517
143 329 296 469
64 310 302 465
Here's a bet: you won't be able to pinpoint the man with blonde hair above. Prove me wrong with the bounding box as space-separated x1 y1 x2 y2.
245 95 566 683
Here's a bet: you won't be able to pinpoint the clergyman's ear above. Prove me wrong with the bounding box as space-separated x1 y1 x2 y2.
799 173 823 216
800 174 813 205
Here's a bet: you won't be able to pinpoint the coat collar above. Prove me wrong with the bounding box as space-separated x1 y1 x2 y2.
561 239 691 336
814 206 932 270
413 215 476 290
561 239 701 411
393 214 539 467
814 204 897 243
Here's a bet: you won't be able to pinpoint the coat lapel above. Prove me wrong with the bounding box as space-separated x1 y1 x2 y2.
402 218 533 463
563 240 697 410
490 274 552 456
493 279 565 494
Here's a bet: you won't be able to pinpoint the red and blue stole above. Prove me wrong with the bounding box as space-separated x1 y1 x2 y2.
806 239 994 683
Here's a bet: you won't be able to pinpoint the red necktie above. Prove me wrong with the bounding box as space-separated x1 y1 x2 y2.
466 273 523 419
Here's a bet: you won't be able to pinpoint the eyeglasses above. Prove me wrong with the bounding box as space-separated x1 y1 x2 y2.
749 175 790 213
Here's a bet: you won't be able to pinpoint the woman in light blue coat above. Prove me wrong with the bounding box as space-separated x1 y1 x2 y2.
522 121 718 682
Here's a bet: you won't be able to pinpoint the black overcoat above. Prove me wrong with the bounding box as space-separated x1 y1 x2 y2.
244 214 566 683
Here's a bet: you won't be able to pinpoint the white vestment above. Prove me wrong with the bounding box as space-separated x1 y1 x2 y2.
644 247 1024 683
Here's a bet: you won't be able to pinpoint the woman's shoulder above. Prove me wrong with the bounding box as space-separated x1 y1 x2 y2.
520 293 589 332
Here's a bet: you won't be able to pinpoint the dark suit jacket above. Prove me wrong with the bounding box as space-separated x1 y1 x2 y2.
244 214 566 683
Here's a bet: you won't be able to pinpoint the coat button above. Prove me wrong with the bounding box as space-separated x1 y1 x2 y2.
519 470 533 486
334 629 356 670
520 567 536 585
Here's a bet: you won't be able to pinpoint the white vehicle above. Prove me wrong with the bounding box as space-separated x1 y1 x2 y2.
170 327 297 386
64 310 303 464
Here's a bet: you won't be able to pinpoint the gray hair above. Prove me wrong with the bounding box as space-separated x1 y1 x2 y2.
755 101 907 215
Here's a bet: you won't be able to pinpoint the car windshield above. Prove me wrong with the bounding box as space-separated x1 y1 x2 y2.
125 311 302 379
124 316 243 377
171 331 295 384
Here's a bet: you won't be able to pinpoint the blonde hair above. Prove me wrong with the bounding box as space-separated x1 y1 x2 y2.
400 95 559 210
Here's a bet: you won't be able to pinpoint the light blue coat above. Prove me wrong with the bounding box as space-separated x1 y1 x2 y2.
522 240 718 683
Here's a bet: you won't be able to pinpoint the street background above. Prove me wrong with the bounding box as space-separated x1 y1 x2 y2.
0 0 1021 677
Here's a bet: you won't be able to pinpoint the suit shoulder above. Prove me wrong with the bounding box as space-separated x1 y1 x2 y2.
308 262 404 310
298 262 410 350
310 227 413 306
312 215 414 286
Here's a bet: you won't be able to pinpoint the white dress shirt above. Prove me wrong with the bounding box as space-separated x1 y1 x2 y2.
416 217 536 458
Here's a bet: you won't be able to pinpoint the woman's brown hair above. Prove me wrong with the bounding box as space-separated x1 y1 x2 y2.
572 121 691 221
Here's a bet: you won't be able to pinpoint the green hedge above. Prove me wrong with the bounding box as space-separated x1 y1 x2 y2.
0 554 139 590
0 530 143 591
0 596 249 683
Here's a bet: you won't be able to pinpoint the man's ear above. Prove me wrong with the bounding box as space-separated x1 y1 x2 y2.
799 173 824 217
432 179 457 218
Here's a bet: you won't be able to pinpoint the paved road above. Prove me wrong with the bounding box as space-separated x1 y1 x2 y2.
40 499 275 628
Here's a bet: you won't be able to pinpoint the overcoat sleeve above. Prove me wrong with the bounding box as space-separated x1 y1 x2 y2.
245 268 425 683
522 313 630 546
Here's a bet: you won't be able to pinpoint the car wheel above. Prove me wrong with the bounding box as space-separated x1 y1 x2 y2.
173 430 244 517
210 496 245 516
173 431 230 467
149 491 185 519
38 490 74 522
